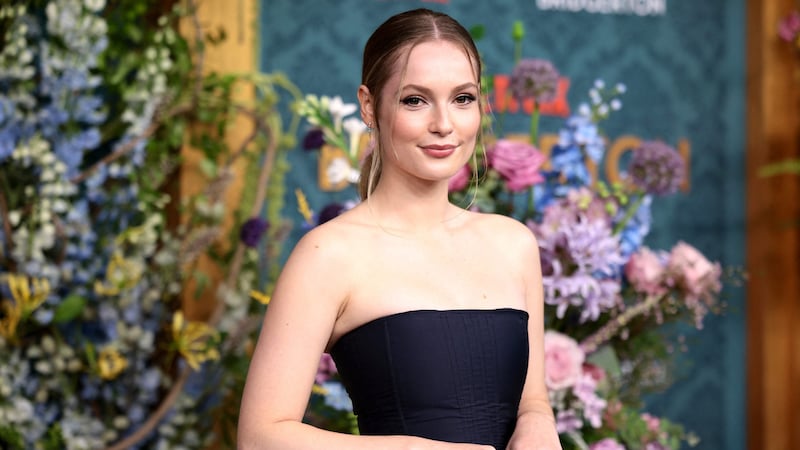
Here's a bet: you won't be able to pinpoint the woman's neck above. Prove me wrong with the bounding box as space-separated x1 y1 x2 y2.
365 179 465 236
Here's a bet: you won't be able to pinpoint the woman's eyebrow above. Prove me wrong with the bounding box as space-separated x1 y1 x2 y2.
400 82 479 95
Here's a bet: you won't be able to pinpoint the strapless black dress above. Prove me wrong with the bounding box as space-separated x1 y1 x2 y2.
329 308 529 450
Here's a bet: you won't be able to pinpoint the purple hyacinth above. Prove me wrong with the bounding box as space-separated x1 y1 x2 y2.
510 58 560 104
628 140 685 195
239 217 269 248
531 196 626 322
302 128 325 151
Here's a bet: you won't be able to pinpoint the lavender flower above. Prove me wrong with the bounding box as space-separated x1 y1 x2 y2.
555 409 582 433
510 58 560 104
239 217 269 248
532 196 626 321
590 438 626 450
628 140 686 195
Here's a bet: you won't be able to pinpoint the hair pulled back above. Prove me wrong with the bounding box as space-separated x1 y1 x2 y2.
357 8 482 200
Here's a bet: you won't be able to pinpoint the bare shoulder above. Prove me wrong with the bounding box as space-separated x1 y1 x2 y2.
282 209 366 277
469 212 539 250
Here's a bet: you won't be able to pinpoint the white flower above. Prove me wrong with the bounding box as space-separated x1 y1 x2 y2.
326 157 355 184
328 96 357 131
8 210 21 227
343 117 366 158
344 168 359 183
84 0 106 13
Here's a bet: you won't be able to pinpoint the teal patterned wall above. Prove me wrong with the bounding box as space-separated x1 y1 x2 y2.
259 1 746 449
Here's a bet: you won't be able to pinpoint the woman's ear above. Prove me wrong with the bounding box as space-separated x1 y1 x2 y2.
357 85 374 126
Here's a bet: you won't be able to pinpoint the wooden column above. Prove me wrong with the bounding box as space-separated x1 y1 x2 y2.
179 0 258 320
746 1 800 449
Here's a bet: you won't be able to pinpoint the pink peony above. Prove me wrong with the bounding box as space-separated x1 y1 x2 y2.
543 330 585 390
667 241 722 298
315 353 338 384
486 139 546 192
666 241 722 327
448 164 471 192
625 247 667 296
590 438 626 450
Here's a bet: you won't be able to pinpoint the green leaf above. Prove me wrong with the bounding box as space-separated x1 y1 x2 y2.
199 157 218 178
587 344 622 380
469 25 485 41
759 159 800 177
52 294 87 323
193 270 210 299
0 425 25 450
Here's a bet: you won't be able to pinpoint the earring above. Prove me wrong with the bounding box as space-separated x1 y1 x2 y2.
366 122 373 132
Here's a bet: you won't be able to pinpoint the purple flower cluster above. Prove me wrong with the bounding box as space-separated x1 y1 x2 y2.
531 193 626 322
509 58 560 104
302 128 325 150
628 140 685 195
239 217 269 248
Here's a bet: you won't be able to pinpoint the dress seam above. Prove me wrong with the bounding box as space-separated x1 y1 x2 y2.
383 321 408 435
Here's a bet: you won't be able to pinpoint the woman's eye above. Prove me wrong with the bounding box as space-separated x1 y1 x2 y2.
455 94 476 105
401 96 424 106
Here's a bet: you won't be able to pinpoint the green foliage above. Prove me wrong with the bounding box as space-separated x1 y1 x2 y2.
0 0 303 447
0 425 25 450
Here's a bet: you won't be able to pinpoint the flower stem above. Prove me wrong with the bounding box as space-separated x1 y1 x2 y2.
529 104 540 146
613 192 645 235
580 294 664 354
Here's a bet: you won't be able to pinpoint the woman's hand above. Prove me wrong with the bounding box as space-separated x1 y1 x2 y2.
505 412 562 450
405 437 495 450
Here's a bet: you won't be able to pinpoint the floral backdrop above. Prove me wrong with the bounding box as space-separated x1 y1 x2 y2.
0 1 746 449
295 21 742 450
0 1 299 448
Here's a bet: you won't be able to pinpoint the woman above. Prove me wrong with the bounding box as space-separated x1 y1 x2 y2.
238 8 562 450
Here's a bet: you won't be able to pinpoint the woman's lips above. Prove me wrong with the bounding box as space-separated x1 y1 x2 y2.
421 144 456 158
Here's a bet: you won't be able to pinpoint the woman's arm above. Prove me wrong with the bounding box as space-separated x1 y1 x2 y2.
237 226 492 450
506 224 562 450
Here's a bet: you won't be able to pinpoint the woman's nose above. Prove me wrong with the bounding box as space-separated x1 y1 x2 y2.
429 106 454 136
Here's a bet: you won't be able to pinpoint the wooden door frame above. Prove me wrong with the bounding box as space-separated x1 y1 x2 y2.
746 1 800 449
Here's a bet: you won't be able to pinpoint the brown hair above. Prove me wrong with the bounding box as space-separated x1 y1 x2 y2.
357 8 483 200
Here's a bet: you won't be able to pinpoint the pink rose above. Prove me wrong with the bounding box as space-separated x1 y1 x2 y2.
779 11 800 42
448 164 471 192
667 241 722 298
487 139 545 192
624 247 667 295
315 353 338 384
641 413 661 433
590 438 626 450
543 330 585 390
582 362 606 384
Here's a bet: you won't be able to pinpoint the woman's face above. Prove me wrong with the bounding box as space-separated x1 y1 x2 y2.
376 40 480 186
